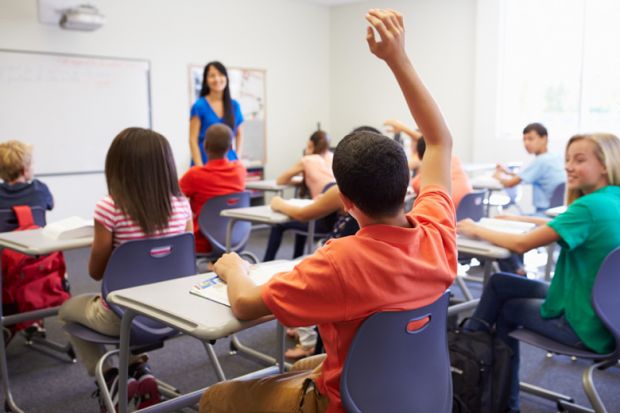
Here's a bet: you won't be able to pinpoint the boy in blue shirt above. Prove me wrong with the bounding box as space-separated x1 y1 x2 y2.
495 123 565 214
0 140 53 212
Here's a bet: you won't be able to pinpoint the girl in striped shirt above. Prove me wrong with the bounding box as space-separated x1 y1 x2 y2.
60 127 192 411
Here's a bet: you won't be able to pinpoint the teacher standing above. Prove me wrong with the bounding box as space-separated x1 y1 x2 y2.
189 61 244 165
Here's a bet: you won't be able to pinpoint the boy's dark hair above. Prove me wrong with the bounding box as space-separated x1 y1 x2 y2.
105 127 182 235
333 131 409 218
416 137 426 160
522 123 548 138
352 125 382 134
204 124 232 158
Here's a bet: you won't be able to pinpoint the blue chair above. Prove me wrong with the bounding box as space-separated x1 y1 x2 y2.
456 190 486 222
0 206 46 232
340 291 452 413
509 247 620 413
197 191 258 265
63 234 228 410
548 182 566 208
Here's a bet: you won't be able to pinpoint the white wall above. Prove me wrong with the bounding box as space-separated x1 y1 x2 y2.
0 0 331 220
329 0 477 161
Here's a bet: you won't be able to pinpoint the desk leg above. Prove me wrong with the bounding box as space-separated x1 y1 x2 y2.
117 309 136 413
225 219 236 252
544 243 556 281
482 259 495 284
0 250 25 413
306 220 316 255
276 323 285 373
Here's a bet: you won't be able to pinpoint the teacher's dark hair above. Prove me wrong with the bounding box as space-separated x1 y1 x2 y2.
200 61 236 130
105 127 182 235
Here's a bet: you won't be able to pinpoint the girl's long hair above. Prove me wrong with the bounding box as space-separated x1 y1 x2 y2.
200 61 235 130
565 133 620 205
105 127 182 234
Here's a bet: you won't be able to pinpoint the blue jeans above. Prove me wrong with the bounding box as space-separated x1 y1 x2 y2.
466 272 585 410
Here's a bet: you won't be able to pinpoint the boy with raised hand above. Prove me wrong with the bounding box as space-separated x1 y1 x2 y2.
199 9 456 413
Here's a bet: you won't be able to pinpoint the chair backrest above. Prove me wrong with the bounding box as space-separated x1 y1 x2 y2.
101 233 196 340
548 182 566 208
456 190 486 221
198 191 252 256
0 206 46 232
340 291 452 413
592 246 620 358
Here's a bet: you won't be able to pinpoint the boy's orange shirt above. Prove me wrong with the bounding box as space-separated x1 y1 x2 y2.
261 185 457 412
179 159 246 253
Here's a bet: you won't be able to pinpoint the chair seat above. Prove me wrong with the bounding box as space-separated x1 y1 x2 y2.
509 328 612 360
64 322 176 349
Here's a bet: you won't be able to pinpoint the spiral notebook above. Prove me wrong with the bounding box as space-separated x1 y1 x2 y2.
189 259 301 306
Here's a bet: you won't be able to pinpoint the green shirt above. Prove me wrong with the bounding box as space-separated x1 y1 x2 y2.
544 185 620 354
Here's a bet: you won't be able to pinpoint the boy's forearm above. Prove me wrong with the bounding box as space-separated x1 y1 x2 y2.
387 57 452 150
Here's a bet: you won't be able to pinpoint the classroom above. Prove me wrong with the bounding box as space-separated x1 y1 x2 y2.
0 0 619 412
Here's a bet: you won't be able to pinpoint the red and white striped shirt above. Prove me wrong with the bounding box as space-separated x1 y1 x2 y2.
94 195 191 247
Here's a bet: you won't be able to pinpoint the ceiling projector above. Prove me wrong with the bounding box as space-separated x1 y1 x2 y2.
60 5 105 31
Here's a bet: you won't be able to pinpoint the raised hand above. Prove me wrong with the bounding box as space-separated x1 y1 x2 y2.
366 9 406 63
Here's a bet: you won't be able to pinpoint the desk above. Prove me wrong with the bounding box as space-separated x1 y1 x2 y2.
0 229 92 413
108 260 298 413
221 200 316 255
456 235 511 300
245 179 291 197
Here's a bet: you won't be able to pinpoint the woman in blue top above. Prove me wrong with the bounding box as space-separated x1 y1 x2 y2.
189 61 244 165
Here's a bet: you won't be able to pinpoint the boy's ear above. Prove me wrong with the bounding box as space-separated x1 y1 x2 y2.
338 192 355 213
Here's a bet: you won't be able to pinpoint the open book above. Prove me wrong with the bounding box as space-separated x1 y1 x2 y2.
477 218 535 234
190 259 301 306
42 216 94 240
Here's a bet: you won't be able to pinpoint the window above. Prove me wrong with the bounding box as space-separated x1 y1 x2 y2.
497 0 620 144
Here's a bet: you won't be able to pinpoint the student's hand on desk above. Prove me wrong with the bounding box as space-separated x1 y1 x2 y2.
456 219 479 238
270 196 285 212
366 9 406 63
213 252 251 283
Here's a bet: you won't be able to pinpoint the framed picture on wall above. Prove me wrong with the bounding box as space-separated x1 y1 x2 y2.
188 64 266 165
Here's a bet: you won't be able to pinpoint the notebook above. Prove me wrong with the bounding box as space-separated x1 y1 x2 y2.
42 216 94 240
190 259 302 306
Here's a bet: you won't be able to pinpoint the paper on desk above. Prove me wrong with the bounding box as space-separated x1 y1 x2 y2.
42 216 94 239
478 218 535 234
189 259 302 306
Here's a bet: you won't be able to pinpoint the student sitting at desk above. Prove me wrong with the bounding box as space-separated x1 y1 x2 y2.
264 130 336 261
0 140 53 211
494 122 565 214
59 128 192 411
0 140 55 340
200 9 456 412
457 133 620 413
180 124 246 255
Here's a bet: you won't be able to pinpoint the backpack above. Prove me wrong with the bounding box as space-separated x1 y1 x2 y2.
1 206 70 331
448 320 513 413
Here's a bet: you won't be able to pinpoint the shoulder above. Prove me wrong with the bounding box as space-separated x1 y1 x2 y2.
95 195 118 214
410 185 456 229
190 98 207 116
231 99 241 109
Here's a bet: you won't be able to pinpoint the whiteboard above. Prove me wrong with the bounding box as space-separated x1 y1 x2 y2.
0 50 151 175
188 64 266 164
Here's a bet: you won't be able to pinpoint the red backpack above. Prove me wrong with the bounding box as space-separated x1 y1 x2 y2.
1 206 70 331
